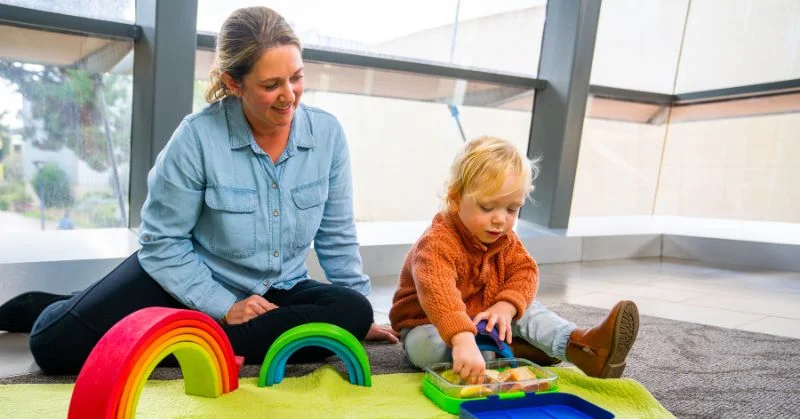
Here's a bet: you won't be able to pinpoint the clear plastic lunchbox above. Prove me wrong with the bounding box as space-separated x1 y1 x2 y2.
422 358 559 414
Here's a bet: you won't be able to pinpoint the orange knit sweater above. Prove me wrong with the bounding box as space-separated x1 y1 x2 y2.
389 210 538 345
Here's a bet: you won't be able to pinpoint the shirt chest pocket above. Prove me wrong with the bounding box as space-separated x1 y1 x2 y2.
291 179 328 249
204 187 257 258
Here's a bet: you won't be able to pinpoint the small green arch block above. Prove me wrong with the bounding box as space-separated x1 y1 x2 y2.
258 323 371 387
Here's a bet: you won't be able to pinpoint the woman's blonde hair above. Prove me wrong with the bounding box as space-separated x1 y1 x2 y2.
445 136 539 211
204 7 301 103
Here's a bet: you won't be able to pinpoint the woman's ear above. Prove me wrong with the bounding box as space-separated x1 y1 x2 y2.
220 72 241 96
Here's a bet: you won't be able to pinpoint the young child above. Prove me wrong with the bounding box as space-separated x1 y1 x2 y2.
389 136 639 380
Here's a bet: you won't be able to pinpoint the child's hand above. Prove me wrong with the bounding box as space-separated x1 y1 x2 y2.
451 332 486 381
473 301 517 344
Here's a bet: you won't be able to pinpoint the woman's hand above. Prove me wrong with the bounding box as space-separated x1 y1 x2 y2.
472 301 517 344
451 331 486 381
224 295 279 325
365 323 400 343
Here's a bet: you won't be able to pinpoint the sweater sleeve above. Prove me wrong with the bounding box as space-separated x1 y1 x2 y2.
411 237 477 346
493 234 538 319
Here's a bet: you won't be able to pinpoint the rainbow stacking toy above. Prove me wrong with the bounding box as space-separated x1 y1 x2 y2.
258 322 371 387
68 307 241 419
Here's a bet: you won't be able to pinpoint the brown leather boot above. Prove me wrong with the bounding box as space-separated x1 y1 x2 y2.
565 300 639 378
509 340 561 366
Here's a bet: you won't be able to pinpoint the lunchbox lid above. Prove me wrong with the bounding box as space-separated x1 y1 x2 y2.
459 392 614 418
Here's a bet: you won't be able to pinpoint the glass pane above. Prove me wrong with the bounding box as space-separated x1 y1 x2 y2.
0 0 135 23
571 96 668 217
0 25 133 232
193 54 533 222
590 0 689 94
655 112 800 222
675 0 800 93
305 92 533 222
197 0 546 76
573 92 800 222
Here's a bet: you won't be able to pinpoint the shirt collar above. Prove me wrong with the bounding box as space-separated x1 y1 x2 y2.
444 210 509 254
224 97 315 152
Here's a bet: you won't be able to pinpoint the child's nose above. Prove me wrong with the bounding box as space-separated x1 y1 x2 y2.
492 213 504 225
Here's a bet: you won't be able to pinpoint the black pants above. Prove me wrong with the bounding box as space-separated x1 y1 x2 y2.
29 252 374 375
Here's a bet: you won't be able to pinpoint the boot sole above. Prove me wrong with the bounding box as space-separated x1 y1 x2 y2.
599 300 639 378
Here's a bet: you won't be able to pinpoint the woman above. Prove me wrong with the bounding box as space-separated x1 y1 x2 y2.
0 6 398 374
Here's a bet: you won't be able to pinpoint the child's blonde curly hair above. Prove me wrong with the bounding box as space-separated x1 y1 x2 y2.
445 136 539 211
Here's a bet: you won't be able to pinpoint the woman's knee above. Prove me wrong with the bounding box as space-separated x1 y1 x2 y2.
30 319 99 375
327 286 373 338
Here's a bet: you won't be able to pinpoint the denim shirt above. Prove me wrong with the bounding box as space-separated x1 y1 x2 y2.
138 97 370 320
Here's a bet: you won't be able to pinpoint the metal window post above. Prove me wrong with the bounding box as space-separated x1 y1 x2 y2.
129 0 198 228
521 0 602 229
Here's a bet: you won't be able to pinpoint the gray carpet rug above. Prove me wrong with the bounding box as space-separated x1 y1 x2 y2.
2 303 799 418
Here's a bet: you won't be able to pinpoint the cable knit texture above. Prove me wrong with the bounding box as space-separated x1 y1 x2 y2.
389 210 538 346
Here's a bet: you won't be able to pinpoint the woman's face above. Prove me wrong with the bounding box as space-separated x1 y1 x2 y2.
231 44 304 130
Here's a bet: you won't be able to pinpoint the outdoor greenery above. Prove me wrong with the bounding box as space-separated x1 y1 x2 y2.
0 58 132 228
31 162 73 208
0 181 30 211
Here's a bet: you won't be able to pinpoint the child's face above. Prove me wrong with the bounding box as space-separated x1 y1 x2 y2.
458 174 526 244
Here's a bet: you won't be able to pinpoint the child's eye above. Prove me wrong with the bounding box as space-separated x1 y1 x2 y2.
479 205 493 212
508 207 519 214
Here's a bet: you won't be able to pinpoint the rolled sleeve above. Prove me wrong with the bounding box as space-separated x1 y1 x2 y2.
412 238 477 345
138 119 237 320
494 235 538 319
313 123 370 295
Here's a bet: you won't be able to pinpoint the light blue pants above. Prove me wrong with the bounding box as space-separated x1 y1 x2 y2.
401 301 576 369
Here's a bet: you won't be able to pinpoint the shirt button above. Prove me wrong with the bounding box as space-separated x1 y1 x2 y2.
273 250 280 257
273 209 279 217
263 280 269 286
271 182 278 189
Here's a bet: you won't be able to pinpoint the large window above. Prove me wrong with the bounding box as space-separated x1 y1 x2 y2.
194 0 544 223
197 0 546 77
0 25 133 233
305 91 533 222
572 0 800 224
193 52 535 222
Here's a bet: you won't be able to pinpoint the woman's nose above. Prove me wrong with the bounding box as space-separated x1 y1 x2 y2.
280 84 295 103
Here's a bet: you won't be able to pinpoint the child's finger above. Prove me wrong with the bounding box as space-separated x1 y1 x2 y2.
453 359 463 376
472 312 488 325
497 320 507 342
485 314 498 332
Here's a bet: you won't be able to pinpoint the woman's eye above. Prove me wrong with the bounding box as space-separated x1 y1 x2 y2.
264 84 278 90
291 75 304 82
